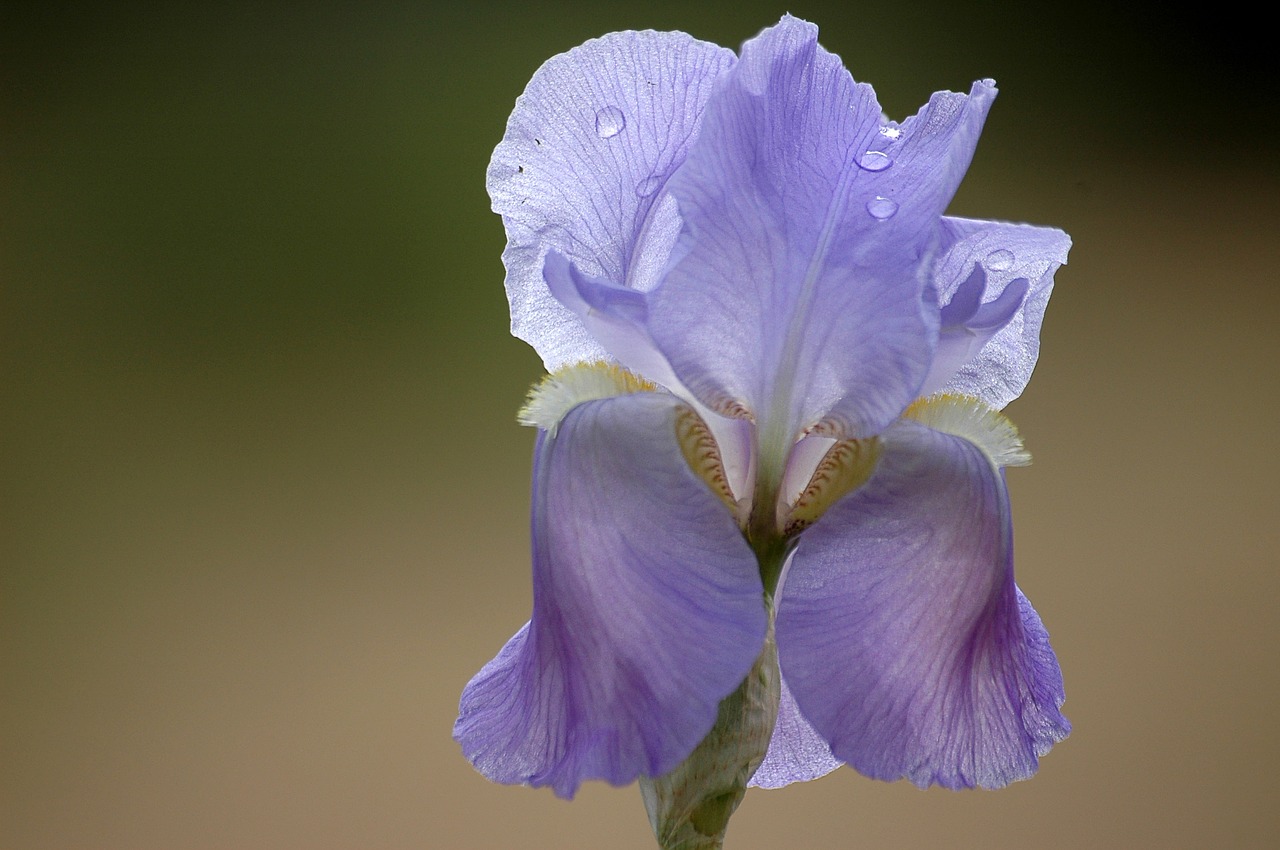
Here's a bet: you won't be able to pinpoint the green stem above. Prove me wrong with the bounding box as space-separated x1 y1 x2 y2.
639 618 780 850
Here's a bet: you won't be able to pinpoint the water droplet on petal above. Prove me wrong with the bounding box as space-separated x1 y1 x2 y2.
635 174 663 198
879 125 902 140
594 106 626 139
984 249 1014 271
866 196 898 220
857 150 892 172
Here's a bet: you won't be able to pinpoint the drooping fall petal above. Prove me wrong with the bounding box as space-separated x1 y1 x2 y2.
776 418 1069 789
454 392 767 798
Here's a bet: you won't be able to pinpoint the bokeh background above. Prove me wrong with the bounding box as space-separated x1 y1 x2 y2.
4 1 1277 848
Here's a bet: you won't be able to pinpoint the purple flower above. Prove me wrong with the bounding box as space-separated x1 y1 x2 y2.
455 15 1070 802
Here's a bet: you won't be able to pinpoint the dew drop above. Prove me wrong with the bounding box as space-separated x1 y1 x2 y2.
594 106 626 139
857 150 893 172
984 249 1014 271
635 174 663 198
879 125 902 140
866 196 898 220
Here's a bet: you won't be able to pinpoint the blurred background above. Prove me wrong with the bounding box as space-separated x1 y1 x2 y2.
3 1 1277 847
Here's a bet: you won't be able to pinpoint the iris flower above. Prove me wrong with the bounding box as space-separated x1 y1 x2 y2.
455 13 1070 817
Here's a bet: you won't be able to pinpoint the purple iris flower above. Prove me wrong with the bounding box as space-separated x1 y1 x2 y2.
455 15 1070 801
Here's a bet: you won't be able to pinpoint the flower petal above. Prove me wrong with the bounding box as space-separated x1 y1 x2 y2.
749 672 843 789
648 16 996 439
883 80 999 242
541 252 757 501
541 250 683 392
928 217 1071 407
489 30 735 370
454 392 767 798
775 420 1069 789
919 264 1030 398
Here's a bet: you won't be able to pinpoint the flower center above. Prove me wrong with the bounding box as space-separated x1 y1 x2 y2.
518 364 1027 599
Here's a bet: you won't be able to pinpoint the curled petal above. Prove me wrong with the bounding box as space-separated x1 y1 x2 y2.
929 217 1071 407
542 251 683 394
542 252 757 500
776 420 1069 789
920 263 1030 398
454 393 766 798
489 30 735 370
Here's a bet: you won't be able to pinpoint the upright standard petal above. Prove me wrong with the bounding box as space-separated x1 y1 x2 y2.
489 30 735 370
648 16 997 440
775 419 1069 789
873 80 998 250
928 217 1071 408
454 392 767 799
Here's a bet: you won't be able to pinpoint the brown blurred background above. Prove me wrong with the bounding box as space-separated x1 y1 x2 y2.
3 1 1277 848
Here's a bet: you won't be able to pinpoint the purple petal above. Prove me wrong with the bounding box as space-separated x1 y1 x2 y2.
880 80 999 244
489 30 735 370
920 265 1030 398
775 420 1069 789
929 217 1072 407
648 16 996 439
749 672 843 789
938 264 987 327
542 250 685 394
541 253 757 500
454 393 766 798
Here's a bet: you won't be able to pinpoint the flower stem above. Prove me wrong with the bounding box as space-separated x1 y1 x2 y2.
640 620 780 850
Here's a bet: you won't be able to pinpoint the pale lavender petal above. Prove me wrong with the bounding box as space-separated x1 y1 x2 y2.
542 251 756 500
648 17 997 440
967 278 1031 331
454 393 766 798
938 264 987 327
749 673 843 789
541 250 681 389
920 265 1030 398
776 421 1069 790
875 79 999 248
648 16 923 436
489 30 735 370
930 217 1071 407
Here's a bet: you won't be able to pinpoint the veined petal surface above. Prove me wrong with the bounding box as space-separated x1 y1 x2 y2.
454 393 766 798
539 255 757 499
930 217 1071 408
749 672 843 789
650 15 996 439
919 263 1030 399
489 30 735 370
775 420 1069 789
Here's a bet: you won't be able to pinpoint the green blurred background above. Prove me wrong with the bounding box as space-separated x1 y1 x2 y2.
3 1 1277 847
